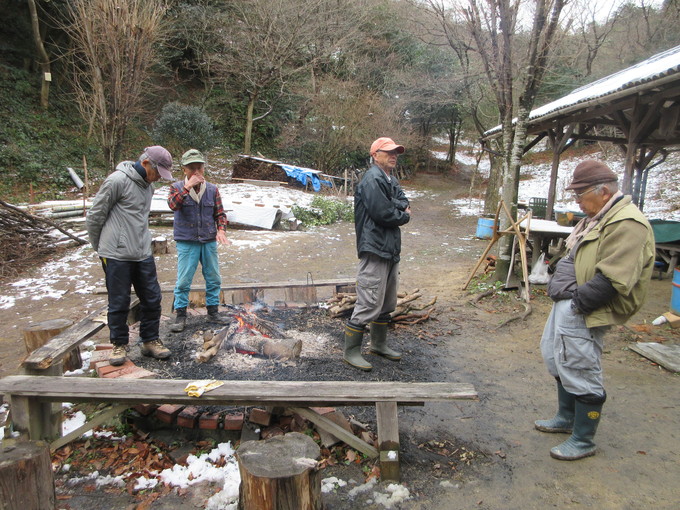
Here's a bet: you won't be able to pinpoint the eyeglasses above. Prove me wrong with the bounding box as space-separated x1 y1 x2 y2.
572 186 600 200
378 149 400 155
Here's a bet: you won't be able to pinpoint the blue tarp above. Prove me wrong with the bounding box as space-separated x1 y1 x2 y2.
278 164 332 192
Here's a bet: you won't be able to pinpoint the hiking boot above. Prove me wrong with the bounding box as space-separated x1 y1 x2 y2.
207 305 226 324
140 339 171 360
109 344 128 366
170 307 187 333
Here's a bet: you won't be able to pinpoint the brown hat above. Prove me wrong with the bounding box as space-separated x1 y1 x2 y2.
565 160 618 191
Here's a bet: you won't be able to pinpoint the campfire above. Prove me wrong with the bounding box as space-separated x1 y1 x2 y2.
195 309 302 362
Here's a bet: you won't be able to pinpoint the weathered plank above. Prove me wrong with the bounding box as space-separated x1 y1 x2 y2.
22 299 140 370
94 278 356 295
290 407 378 459
0 376 477 407
630 342 680 372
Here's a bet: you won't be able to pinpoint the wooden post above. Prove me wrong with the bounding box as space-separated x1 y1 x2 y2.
0 441 55 510
376 401 400 482
237 432 322 510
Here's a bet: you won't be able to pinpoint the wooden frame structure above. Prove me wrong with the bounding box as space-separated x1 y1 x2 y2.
463 200 532 302
482 45 680 220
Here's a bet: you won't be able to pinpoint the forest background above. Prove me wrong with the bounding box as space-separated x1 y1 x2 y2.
1 0 679 203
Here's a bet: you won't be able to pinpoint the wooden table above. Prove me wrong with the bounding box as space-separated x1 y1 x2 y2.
520 219 573 266
655 243 680 276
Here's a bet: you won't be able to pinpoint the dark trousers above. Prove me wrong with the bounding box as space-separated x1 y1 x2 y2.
101 256 162 346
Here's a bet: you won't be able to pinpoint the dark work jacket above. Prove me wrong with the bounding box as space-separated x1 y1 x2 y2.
172 182 219 243
354 164 410 263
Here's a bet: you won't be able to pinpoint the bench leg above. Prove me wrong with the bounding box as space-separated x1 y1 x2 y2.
376 401 400 481
9 395 46 440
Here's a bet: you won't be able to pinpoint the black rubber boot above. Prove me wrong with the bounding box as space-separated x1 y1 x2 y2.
535 379 575 433
369 320 401 361
343 323 372 371
170 307 187 333
550 395 604 460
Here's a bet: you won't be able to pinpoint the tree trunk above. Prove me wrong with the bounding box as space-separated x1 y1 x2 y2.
237 432 322 510
244 92 257 155
27 0 51 109
0 441 56 510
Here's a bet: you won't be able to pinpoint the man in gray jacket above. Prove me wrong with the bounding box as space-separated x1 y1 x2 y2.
343 137 411 371
86 146 174 366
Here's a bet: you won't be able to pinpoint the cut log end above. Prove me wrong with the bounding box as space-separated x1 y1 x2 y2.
237 432 322 510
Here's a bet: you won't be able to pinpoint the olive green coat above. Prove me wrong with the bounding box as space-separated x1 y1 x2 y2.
574 196 655 328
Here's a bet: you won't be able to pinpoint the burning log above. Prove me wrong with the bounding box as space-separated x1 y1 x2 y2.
196 312 302 362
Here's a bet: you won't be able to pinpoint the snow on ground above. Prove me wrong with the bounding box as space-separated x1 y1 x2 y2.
2 144 678 506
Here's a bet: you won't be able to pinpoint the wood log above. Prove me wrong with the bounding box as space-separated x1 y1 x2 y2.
23 318 81 373
237 432 322 510
0 441 55 510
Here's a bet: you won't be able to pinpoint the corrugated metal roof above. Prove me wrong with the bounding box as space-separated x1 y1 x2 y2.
483 44 680 138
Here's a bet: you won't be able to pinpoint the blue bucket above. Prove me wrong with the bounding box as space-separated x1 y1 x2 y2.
671 268 680 315
476 217 495 239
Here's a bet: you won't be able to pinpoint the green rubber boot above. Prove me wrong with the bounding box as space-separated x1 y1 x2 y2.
369 320 401 361
535 379 575 433
550 399 603 460
343 324 372 371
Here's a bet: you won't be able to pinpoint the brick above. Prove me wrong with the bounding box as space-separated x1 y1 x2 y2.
133 404 158 416
96 359 135 377
249 408 272 426
261 426 284 440
117 367 156 379
101 364 155 379
156 404 184 424
89 349 113 364
199 413 220 430
222 412 244 431
276 416 293 431
177 406 201 428
95 343 114 351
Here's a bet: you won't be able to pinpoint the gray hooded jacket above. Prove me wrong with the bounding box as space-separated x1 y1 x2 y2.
86 161 154 261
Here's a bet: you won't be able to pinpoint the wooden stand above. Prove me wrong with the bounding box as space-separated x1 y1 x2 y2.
237 432 322 510
0 441 55 510
463 200 532 302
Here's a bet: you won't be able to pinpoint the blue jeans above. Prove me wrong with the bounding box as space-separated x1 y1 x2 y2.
173 241 222 309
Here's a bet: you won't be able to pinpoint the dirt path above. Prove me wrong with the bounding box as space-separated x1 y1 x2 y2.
1 172 679 509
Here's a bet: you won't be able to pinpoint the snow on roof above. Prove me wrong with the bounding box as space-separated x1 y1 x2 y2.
484 44 680 137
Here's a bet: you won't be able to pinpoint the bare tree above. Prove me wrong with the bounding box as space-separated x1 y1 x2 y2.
65 0 166 170
211 0 369 155
27 0 51 109
460 0 567 283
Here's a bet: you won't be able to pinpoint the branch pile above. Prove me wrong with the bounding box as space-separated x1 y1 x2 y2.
326 288 437 325
0 199 87 279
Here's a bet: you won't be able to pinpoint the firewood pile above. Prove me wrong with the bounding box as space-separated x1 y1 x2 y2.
232 157 289 182
326 288 436 325
0 199 87 279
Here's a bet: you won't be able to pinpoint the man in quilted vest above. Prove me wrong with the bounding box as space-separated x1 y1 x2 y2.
167 149 229 332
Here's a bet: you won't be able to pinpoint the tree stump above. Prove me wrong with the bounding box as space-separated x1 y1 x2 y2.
0 441 55 510
152 237 168 254
237 432 322 510
23 318 81 372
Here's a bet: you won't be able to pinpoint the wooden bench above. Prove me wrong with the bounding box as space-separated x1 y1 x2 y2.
0 375 477 481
